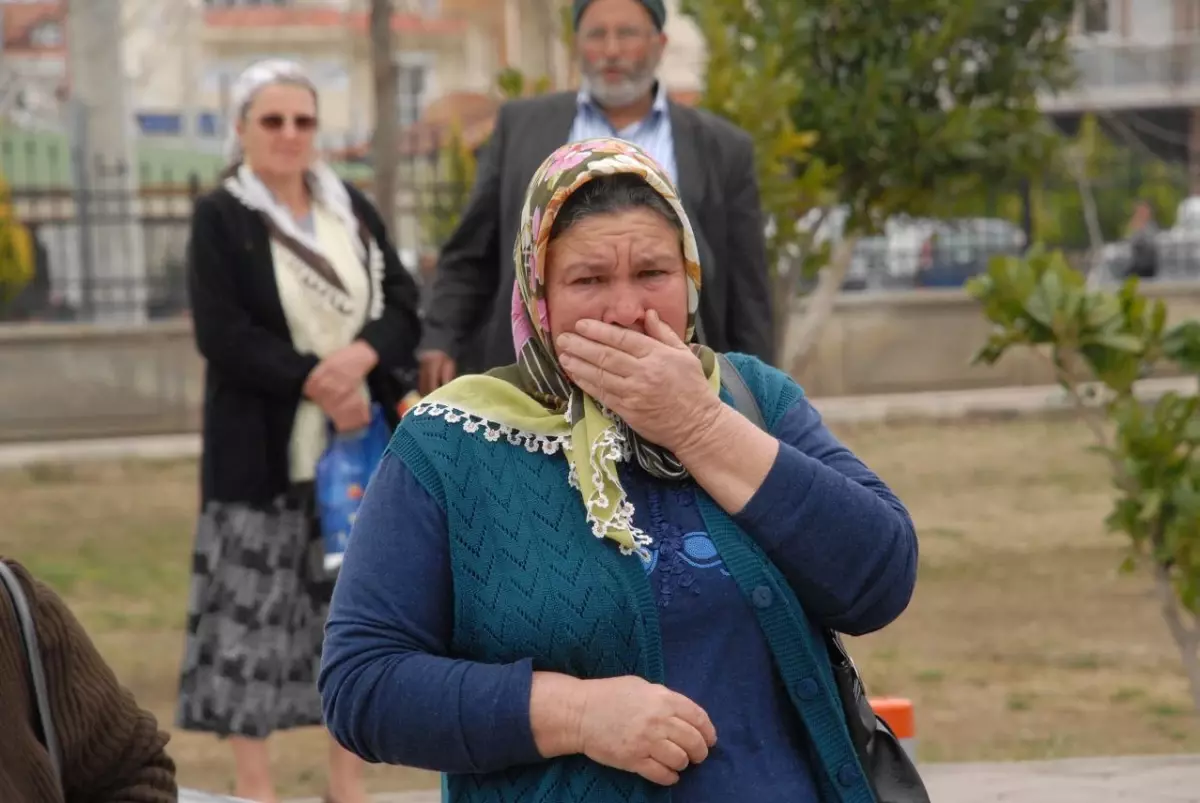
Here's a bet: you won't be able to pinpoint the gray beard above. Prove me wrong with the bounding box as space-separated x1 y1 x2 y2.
582 72 657 110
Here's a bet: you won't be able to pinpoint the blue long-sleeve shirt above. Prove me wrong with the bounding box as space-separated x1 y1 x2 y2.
319 396 918 800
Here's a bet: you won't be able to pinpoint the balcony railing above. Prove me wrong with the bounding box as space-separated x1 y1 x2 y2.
1071 39 1200 89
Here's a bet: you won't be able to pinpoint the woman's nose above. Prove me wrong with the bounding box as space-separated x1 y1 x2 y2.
602 284 646 330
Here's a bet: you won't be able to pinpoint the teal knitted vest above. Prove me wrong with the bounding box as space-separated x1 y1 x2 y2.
388 353 875 803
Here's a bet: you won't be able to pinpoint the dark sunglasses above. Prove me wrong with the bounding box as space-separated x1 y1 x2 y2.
257 113 318 132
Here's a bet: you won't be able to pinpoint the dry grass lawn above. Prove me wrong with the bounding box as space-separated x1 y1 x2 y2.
0 417 1197 798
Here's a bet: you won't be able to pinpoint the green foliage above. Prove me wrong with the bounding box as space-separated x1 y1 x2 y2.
419 121 477 252
682 0 835 281
967 250 1200 707
496 67 552 101
1031 116 1187 247
911 115 1189 248
420 66 555 250
0 168 34 307
742 0 1077 228
683 0 1078 365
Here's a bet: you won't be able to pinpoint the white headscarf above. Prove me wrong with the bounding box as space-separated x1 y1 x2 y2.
224 58 319 164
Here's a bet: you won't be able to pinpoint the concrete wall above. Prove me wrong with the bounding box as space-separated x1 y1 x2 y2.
791 281 1200 397
0 322 201 443
1 282 1197 443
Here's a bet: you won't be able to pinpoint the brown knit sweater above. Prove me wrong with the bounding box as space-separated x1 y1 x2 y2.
0 558 177 803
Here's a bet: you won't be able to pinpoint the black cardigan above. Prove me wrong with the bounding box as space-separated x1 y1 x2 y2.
187 183 422 507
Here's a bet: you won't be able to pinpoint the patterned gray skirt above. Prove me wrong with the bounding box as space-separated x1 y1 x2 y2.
175 485 334 738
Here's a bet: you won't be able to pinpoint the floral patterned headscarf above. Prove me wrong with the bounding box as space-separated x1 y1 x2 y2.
416 138 720 555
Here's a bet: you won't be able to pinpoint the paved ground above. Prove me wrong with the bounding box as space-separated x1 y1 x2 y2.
919 754 1200 802
259 754 1200 803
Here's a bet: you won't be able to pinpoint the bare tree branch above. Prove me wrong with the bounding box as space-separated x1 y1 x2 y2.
371 0 399 237
784 235 856 377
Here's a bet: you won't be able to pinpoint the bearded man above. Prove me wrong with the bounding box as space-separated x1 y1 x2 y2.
417 0 774 390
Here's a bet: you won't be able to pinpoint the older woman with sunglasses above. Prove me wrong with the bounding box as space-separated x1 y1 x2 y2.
176 59 421 803
320 139 918 803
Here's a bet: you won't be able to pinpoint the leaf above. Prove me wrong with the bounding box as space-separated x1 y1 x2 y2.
1139 489 1165 523
1163 321 1200 372
1086 334 1144 354
1024 293 1055 328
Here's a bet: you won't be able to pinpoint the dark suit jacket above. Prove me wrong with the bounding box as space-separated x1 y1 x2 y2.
420 91 775 373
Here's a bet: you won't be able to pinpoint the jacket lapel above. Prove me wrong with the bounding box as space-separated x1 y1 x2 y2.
668 102 707 213
518 92 578 180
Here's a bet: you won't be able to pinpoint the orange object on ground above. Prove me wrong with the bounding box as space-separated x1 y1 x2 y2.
397 391 423 418
871 697 918 761
870 697 916 738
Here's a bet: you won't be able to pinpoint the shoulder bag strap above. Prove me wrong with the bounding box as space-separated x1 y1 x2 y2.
715 353 766 430
0 561 64 791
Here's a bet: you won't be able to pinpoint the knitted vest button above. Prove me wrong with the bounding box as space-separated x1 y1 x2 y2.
750 584 773 609
837 762 859 787
793 676 819 701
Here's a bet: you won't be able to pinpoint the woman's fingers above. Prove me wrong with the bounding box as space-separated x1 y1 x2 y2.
666 717 712 765
632 756 681 787
645 309 687 348
671 696 718 747
556 333 639 379
649 738 691 772
560 354 631 401
574 318 657 357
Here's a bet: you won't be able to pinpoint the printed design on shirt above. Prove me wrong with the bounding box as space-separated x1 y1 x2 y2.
640 488 730 607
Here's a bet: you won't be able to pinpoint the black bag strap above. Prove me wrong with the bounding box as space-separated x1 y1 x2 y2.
0 561 64 791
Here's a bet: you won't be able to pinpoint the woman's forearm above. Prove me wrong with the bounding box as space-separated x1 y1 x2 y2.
726 398 919 634
529 671 585 758
321 645 543 774
671 401 780 515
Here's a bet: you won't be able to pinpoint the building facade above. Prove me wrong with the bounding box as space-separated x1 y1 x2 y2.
1 0 707 150
1040 0 1200 191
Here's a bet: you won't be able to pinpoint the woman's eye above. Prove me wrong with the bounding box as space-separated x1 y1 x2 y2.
574 276 603 286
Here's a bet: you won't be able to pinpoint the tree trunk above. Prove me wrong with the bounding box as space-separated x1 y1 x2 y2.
1067 147 1105 288
1153 562 1200 714
780 236 856 378
370 0 399 237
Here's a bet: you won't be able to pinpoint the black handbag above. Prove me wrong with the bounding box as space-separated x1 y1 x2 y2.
0 560 65 797
715 354 931 803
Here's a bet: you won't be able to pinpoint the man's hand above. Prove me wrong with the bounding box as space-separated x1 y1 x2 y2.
418 349 457 395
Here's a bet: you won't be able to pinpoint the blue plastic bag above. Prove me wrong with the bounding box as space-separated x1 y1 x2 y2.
315 403 391 573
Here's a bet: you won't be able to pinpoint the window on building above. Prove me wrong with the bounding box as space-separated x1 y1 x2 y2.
1080 0 1110 34
397 63 427 128
28 21 61 47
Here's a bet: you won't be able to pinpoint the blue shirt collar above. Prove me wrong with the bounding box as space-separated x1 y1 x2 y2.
576 81 669 119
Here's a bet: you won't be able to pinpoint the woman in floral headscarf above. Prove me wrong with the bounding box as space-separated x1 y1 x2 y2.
319 139 918 803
